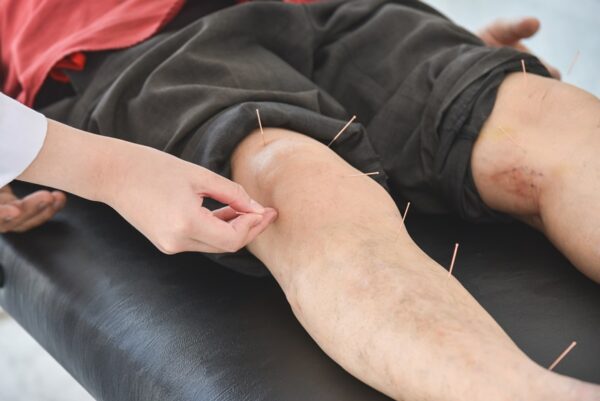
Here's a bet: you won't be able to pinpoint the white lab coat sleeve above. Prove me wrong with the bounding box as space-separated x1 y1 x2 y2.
0 92 48 187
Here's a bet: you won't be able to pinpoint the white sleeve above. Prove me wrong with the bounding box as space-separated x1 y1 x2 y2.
0 92 48 187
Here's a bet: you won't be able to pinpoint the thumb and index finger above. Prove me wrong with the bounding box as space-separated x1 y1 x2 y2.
201 172 266 214
188 169 278 252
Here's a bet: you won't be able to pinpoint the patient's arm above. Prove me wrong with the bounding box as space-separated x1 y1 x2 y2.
231 128 599 401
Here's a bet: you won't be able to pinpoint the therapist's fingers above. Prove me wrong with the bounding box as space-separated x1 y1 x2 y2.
177 239 227 254
200 211 264 252
199 173 265 214
235 207 278 245
190 207 277 252
189 208 278 253
212 206 239 222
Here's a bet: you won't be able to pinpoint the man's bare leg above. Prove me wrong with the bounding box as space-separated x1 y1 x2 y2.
472 73 600 282
231 128 599 401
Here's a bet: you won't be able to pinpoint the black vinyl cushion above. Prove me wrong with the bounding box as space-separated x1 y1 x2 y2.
0 183 598 401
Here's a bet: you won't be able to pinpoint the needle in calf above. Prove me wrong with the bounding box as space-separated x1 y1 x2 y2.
448 243 460 277
402 202 411 223
548 341 577 371
343 171 380 177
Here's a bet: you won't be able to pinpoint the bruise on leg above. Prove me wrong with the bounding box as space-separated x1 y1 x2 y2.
472 123 544 218
488 164 544 212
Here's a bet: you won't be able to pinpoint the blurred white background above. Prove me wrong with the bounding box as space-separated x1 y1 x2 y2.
0 310 94 401
425 0 600 96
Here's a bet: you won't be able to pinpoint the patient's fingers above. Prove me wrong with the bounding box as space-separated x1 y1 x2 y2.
10 191 67 233
19 190 54 207
0 204 22 233
479 17 540 47
0 185 17 203
0 190 58 233
51 191 67 210
478 17 561 80
497 17 540 43
10 203 59 232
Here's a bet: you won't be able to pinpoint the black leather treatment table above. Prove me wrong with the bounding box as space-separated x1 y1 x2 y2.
0 182 598 401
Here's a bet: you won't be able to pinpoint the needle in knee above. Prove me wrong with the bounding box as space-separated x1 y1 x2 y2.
343 171 380 177
402 202 411 223
521 59 528 89
256 109 265 146
548 341 577 371
448 243 459 277
328 115 357 147
567 50 580 75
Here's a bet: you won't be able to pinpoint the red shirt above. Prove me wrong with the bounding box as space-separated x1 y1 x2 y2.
0 0 314 107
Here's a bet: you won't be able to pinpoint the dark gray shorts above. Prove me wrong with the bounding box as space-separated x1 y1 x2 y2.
43 0 550 275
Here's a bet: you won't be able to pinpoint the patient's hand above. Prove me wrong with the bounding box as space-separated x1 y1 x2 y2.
478 17 561 79
0 185 66 233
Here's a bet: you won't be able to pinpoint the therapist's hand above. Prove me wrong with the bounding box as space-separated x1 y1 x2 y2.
478 17 562 79
102 144 278 254
18 119 278 254
0 185 66 233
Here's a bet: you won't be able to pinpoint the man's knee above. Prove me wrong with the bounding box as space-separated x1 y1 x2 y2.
471 72 600 216
231 127 347 204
